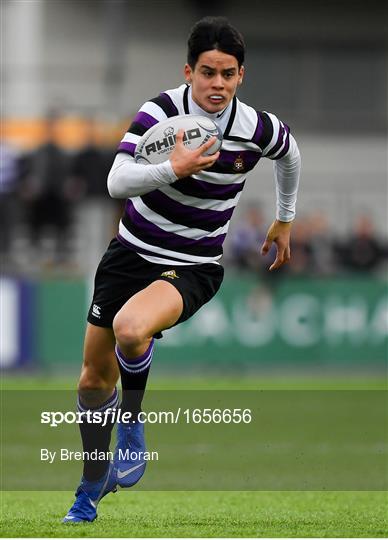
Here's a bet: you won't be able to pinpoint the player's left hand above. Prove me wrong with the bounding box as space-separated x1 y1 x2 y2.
260 219 293 271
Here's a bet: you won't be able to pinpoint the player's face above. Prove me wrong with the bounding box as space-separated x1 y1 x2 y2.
184 49 244 114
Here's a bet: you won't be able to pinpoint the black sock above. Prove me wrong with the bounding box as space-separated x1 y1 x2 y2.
115 339 154 419
78 387 118 481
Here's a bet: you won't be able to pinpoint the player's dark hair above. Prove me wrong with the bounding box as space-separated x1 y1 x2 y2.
187 16 245 68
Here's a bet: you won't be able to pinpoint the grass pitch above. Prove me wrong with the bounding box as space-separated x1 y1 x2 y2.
1 374 386 537
1 490 387 537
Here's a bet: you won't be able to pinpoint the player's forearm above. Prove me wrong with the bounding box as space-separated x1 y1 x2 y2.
273 134 301 222
107 153 178 198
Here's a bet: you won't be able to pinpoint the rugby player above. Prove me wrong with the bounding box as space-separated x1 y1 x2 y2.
64 16 301 522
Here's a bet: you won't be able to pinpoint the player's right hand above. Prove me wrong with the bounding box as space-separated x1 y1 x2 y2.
169 129 220 178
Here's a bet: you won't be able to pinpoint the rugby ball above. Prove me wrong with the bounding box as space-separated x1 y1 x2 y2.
135 114 223 165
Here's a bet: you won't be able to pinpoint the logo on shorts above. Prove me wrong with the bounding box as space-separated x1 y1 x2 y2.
233 155 244 172
160 270 179 279
92 304 101 318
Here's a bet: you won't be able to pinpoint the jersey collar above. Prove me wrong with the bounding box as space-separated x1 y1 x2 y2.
183 85 235 134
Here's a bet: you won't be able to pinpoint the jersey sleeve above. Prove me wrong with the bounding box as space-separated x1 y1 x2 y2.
252 111 291 160
117 93 179 157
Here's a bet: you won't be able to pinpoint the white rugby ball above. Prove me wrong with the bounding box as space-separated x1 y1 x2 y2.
135 114 223 165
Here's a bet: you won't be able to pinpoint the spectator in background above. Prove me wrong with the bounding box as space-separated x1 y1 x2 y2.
230 209 345 278
229 205 284 317
307 211 336 276
285 218 314 276
0 141 21 262
229 204 267 272
21 113 74 265
71 118 120 271
230 206 315 278
336 215 385 274
71 118 111 199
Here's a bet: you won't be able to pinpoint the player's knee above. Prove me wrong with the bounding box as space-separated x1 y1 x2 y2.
112 313 148 349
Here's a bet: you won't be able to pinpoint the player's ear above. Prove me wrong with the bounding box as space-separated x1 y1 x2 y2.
238 65 245 85
184 64 192 83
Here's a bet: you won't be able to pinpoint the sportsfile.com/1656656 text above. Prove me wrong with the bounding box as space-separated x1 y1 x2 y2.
40 408 252 427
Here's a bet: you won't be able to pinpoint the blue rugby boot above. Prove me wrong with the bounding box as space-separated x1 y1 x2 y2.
114 421 147 488
63 461 117 523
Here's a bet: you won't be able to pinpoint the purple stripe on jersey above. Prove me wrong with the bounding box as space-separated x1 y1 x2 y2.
159 92 179 116
141 190 234 232
117 233 154 256
273 131 290 160
270 124 284 154
132 111 159 130
171 176 245 200
218 149 261 170
118 141 136 155
252 112 264 145
116 233 217 263
125 200 226 248
266 123 287 157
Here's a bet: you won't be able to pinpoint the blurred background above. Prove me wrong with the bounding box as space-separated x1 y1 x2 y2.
1 0 387 378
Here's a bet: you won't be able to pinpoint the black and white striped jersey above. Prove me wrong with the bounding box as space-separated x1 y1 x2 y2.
116 84 295 265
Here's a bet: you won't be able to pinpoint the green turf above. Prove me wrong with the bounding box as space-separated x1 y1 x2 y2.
2 374 386 390
3 389 386 492
2 375 386 537
1 491 387 537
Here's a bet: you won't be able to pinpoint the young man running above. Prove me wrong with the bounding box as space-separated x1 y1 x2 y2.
64 16 301 522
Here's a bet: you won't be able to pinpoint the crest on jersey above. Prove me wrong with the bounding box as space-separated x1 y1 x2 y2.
160 270 179 279
233 155 244 172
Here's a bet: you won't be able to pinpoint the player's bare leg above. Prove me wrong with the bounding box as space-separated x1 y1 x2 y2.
112 279 183 487
78 324 120 407
113 279 184 358
112 278 184 416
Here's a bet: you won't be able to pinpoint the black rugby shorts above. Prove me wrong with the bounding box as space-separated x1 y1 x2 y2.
87 238 224 334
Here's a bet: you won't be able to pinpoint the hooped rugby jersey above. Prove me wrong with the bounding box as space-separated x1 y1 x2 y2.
116 84 292 265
